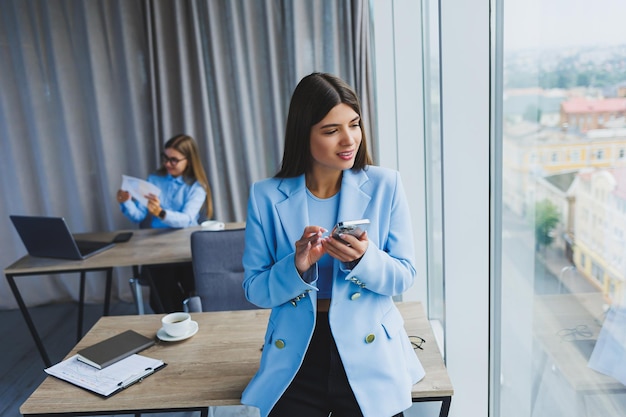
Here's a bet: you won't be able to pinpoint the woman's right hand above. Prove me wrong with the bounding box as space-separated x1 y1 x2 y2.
294 226 328 275
117 189 130 203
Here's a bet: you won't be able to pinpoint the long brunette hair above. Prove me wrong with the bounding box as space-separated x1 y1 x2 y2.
275 73 372 178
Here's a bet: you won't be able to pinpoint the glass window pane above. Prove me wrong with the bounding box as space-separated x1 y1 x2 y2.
424 0 444 332
499 0 626 416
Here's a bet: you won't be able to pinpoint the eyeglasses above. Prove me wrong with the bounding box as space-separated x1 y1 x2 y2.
161 152 186 166
409 335 426 350
557 324 593 342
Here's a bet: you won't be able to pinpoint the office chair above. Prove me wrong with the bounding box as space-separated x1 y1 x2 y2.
184 228 261 417
183 228 257 313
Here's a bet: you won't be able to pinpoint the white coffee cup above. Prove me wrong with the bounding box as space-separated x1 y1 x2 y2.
200 220 225 231
161 312 191 337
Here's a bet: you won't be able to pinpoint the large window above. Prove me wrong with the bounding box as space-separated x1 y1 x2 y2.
374 1 626 416
497 0 626 415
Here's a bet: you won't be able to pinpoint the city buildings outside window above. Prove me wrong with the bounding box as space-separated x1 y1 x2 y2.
499 0 626 415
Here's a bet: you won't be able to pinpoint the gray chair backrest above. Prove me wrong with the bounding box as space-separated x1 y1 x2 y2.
190 228 257 311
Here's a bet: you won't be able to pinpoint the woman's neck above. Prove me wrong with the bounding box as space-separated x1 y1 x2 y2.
306 171 342 199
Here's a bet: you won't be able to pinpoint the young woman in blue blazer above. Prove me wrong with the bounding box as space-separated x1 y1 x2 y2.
241 73 425 417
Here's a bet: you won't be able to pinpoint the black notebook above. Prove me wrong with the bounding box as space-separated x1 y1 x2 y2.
76 330 155 369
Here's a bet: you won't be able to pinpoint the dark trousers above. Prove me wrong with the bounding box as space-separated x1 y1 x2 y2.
269 312 404 417
145 262 195 313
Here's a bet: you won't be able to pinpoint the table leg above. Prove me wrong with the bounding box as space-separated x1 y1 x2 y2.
439 396 452 417
143 267 165 313
413 396 452 417
5 274 51 367
77 271 86 341
104 268 112 316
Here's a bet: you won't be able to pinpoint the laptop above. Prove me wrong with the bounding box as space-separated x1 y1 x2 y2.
10 215 115 260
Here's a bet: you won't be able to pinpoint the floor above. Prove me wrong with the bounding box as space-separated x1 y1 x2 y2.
0 300 257 417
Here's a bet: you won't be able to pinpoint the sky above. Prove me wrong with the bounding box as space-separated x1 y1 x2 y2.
504 0 626 51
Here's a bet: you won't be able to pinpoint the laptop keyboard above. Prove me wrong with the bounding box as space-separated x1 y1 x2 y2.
75 240 111 256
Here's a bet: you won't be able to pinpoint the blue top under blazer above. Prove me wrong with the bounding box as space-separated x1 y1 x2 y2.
241 165 425 417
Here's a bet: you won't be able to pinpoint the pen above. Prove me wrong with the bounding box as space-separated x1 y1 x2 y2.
117 367 153 387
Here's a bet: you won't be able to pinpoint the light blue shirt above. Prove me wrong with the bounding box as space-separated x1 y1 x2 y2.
120 173 206 228
306 189 339 298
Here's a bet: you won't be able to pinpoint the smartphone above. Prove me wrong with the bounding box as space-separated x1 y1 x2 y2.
332 219 370 245
112 232 133 243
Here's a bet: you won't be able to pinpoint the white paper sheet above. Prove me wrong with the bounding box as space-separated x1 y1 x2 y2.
121 175 161 207
45 354 164 397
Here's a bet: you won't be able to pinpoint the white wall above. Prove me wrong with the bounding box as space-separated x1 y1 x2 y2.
440 0 491 414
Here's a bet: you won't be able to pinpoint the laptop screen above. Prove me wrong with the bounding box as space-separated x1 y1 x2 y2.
10 215 113 260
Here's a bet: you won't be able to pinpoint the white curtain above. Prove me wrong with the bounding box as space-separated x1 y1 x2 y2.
0 0 375 309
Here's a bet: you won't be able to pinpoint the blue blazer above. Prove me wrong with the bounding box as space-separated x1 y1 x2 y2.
241 166 425 417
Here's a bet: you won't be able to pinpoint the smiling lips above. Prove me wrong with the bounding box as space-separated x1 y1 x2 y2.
338 150 354 160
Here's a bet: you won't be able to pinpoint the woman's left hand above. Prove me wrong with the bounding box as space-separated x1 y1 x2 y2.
323 231 368 263
145 193 162 217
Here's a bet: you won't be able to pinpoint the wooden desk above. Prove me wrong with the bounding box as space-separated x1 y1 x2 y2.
4 223 245 367
20 302 453 417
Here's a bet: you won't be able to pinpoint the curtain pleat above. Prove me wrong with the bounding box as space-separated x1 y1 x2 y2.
0 0 375 309
1 0 153 307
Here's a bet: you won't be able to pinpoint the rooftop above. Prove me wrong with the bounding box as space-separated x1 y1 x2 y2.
561 97 626 114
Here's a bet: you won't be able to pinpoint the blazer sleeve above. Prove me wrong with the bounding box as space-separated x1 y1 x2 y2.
343 171 416 296
242 182 318 309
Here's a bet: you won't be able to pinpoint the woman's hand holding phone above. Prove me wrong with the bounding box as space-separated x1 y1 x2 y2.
323 219 369 263
295 220 369 273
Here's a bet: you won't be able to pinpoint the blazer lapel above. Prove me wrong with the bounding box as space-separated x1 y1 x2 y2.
275 176 309 247
274 170 372 247
336 169 371 224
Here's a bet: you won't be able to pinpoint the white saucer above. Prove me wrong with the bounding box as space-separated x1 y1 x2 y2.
157 320 199 342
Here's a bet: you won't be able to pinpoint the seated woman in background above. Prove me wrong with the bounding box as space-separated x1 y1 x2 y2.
116 134 213 313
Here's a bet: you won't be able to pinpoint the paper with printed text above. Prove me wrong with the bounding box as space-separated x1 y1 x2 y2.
121 175 161 207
